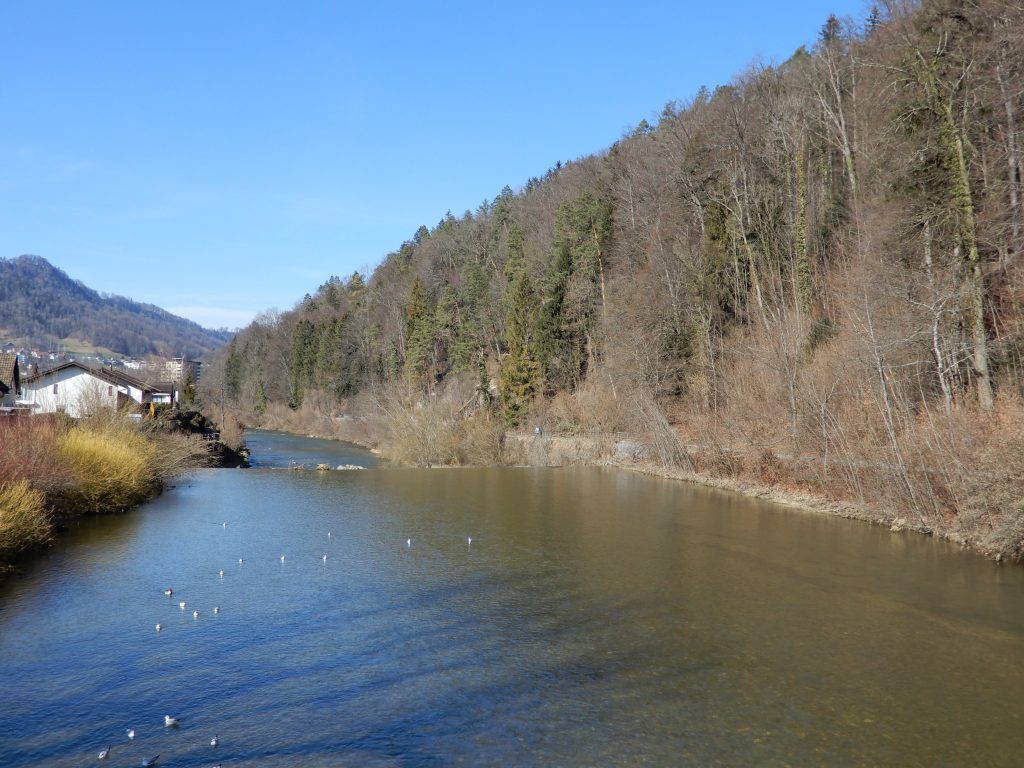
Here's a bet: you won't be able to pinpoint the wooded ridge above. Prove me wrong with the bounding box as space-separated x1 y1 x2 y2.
201 0 1024 561
0 255 231 358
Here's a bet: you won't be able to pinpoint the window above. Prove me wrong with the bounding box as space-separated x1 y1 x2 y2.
108 385 113 396
52 383 58 395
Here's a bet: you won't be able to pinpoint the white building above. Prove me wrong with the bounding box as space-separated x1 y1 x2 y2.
21 362 165 418
164 357 201 384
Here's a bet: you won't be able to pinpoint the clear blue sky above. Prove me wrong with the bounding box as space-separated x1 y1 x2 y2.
0 1 866 330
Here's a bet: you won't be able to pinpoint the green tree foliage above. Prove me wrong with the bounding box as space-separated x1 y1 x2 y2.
403 276 434 388
500 268 541 426
224 338 243 401
289 319 318 408
536 191 613 392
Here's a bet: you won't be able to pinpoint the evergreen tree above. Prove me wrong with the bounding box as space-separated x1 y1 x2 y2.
403 276 434 388
500 270 541 426
289 319 318 408
224 338 243 402
536 191 613 392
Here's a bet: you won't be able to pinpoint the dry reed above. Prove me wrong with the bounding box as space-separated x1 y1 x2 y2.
0 480 51 559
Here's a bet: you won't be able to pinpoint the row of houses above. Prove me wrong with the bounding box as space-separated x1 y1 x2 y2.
0 353 186 418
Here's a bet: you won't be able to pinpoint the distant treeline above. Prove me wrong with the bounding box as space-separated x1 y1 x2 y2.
203 0 1024 558
0 255 231 357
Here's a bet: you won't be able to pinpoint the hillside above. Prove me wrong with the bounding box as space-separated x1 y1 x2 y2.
202 0 1024 560
0 255 231 358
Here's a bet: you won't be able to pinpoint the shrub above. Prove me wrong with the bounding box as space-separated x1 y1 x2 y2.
57 424 160 513
0 416 73 495
0 480 51 559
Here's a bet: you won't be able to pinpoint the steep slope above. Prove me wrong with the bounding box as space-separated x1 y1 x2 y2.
0 255 231 357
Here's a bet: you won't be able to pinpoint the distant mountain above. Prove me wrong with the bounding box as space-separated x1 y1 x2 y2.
0 255 231 358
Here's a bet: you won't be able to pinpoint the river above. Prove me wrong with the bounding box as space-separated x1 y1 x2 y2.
1 429 1022 766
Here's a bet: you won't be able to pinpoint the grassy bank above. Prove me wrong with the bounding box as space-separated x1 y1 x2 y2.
0 414 210 571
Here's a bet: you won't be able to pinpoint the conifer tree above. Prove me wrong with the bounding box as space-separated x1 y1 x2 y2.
500 269 540 426
404 276 434 388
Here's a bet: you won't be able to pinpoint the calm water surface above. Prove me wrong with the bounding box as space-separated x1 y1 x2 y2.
1 430 1022 766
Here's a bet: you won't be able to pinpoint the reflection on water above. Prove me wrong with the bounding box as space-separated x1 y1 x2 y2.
0 432 1022 766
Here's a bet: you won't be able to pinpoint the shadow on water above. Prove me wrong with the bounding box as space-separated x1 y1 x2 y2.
0 509 145 607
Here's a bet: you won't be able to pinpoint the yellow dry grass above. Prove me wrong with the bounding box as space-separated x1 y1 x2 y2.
57 424 160 513
0 480 51 558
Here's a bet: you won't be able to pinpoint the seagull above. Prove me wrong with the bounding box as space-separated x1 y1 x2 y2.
141 756 160 767
98 745 111 759
280 555 286 563
163 588 173 597
238 558 244 564
467 536 473 546
193 610 200 619
164 715 179 727
126 728 135 740
155 623 162 632
328 531 332 538
222 521 228 528
210 735 219 747
406 538 412 547
322 554 327 563
218 570 224 578
213 606 220 614
179 601 186 610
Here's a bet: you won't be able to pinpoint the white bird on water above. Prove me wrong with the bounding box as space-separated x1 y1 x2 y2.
98 745 111 759
322 554 328 563
213 606 220 614
328 531 332 538
280 555 286 563
193 610 200 619
218 569 225 578
163 587 173 597
210 735 219 747
179 601 186 610
155 623 162 632
222 521 228 528
164 715 179 727
125 728 135 740
468 536 473 547
406 538 412 547
238 557 244 564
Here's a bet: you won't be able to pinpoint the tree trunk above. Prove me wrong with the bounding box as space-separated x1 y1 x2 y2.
997 61 1022 263
945 106 994 409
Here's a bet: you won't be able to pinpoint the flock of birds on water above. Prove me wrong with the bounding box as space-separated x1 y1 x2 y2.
93 720 215 767
82 509 475 767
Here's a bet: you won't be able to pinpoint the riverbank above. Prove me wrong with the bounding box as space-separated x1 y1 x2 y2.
0 414 211 573
240 407 1021 563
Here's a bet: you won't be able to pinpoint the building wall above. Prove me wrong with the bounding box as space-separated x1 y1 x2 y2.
164 358 201 384
24 369 122 418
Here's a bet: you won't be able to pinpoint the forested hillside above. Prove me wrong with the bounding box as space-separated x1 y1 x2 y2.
0 255 231 357
203 0 1024 558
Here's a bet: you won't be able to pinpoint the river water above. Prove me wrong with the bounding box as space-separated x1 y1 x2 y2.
1 430 1022 766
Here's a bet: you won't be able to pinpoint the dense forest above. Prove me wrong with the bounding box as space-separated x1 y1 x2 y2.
202 0 1024 559
0 255 231 357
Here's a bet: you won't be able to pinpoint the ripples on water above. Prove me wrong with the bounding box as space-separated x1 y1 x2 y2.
1 431 1023 766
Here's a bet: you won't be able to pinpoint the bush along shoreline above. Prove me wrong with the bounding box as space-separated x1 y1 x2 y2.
0 413 213 573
